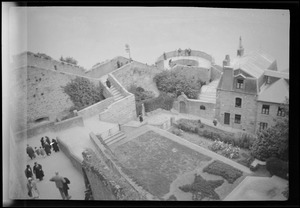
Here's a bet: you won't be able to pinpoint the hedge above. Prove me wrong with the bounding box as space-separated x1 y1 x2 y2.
176 119 254 150
266 157 289 179
203 160 243 184
144 92 174 112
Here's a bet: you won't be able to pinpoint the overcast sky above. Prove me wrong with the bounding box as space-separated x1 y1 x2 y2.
9 7 289 70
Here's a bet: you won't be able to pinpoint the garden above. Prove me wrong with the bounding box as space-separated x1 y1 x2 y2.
169 118 255 168
113 130 212 198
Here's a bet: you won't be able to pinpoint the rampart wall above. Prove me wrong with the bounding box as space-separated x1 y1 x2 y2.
112 61 162 96
14 52 86 75
172 65 211 84
85 56 130 78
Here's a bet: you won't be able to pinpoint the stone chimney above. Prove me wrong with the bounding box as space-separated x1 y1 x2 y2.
222 55 231 67
221 66 234 90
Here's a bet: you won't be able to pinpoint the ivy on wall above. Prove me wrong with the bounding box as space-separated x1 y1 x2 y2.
62 77 105 111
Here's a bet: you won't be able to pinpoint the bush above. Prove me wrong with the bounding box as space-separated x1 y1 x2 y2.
144 92 174 112
203 160 243 184
62 77 105 111
153 70 204 99
209 140 240 159
266 157 289 179
171 128 182 137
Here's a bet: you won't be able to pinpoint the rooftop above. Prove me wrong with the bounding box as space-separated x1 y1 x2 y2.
257 78 289 103
231 49 277 79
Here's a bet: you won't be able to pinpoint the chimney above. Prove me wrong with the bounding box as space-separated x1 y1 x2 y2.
222 55 231 67
222 66 234 90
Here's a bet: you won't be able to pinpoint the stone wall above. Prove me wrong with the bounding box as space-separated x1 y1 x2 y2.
24 66 102 126
85 56 130 78
112 61 162 96
215 89 257 133
171 59 198 67
174 94 216 120
99 95 136 124
156 50 214 63
77 97 115 119
82 134 146 200
14 51 86 75
211 65 223 81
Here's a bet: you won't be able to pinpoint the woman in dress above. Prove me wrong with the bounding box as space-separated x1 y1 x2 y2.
27 177 39 199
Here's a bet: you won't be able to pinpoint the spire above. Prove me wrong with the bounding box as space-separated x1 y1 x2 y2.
237 36 244 57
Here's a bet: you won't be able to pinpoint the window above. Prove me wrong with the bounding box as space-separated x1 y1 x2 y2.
259 122 268 131
261 105 270 115
235 98 242 108
266 76 271 84
200 105 206 110
277 107 285 117
234 114 241 124
236 79 244 89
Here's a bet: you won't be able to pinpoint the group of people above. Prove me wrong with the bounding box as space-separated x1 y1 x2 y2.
25 165 71 200
26 136 60 160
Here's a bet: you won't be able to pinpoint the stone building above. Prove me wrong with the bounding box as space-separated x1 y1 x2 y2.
215 37 289 134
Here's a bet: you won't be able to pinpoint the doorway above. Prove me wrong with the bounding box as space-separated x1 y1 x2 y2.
224 113 230 125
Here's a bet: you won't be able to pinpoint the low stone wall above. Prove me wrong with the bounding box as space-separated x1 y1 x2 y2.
175 94 216 121
15 121 55 141
56 136 83 174
77 97 115 119
156 50 214 64
84 133 144 200
107 73 131 98
53 116 84 132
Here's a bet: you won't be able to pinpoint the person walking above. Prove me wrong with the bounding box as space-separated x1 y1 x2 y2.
62 177 71 200
25 165 34 179
138 114 143 123
34 147 41 157
40 137 45 149
39 146 46 158
45 136 51 146
27 177 39 199
26 144 36 160
33 162 44 181
44 142 51 156
49 172 67 200
51 138 60 152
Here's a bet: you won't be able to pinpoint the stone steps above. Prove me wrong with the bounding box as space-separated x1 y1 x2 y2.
103 131 127 146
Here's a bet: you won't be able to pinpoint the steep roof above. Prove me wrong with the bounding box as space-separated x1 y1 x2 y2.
231 49 277 79
257 78 289 103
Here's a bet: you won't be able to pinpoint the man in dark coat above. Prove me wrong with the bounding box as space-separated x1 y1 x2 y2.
33 162 44 181
51 139 60 152
26 144 36 160
25 165 34 179
44 142 51 156
63 177 71 200
40 137 45 149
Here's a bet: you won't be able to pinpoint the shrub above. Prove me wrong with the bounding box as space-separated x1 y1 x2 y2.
177 119 200 134
62 77 105 111
179 174 224 200
171 128 182 137
144 92 174 112
203 160 243 184
266 157 289 179
209 140 240 159
153 70 203 99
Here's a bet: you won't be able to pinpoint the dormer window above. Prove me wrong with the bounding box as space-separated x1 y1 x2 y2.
236 79 244 89
266 76 271 84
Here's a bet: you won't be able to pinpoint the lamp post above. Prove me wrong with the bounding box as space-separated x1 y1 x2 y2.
125 44 132 62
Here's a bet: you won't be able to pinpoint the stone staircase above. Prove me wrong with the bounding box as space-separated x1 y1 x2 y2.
109 85 125 101
102 131 127 146
198 79 220 103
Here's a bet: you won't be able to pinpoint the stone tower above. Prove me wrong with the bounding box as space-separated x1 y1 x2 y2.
237 36 244 57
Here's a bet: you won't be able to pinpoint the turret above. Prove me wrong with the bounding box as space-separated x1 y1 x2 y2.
237 36 244 57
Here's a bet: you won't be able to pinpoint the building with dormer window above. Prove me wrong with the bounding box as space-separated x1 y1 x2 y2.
215 37 289 133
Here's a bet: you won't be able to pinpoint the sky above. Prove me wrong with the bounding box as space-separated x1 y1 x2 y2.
9 7 290 71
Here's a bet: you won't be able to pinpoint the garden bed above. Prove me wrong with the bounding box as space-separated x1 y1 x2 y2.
203 160 243 184
113 130 212 197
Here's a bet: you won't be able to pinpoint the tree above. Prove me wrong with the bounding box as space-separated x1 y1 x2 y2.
250 99 289 161
62 77 105 111
153 69 204 99
60 56 78 65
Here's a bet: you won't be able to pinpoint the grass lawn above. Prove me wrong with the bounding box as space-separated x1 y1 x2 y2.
113 130 212 197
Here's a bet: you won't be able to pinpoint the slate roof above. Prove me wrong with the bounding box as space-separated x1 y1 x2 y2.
257 78 289 103
231 49 277 79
